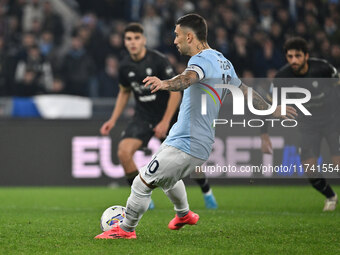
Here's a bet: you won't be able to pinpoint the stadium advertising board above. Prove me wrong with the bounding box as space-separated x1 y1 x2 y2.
0 118 337 186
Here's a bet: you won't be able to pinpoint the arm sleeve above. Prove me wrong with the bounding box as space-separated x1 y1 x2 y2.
118 65 131 89
186 55 207 81
324 60 338 78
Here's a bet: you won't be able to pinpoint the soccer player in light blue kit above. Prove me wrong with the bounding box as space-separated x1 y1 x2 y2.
95 13 297 239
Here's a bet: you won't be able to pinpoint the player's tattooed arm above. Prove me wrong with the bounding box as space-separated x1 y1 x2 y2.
239 83 270 110
164 70 198 91
143 70 199 93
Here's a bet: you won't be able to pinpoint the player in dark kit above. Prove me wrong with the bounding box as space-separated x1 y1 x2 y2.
261 37 339 211
100 23 218 209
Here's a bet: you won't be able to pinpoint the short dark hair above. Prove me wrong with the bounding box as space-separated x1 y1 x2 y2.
124 23 144 35
176 13 207 42
284 37 308 54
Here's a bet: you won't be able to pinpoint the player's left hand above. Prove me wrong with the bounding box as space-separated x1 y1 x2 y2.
272 105 297 119
143 76 166 93
153 120 169 139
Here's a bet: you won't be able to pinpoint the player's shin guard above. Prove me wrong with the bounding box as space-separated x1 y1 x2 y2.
121 175 152 232
164 180 189 217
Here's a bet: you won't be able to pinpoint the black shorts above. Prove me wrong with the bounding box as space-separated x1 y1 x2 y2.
121 116 156 148
298 119 340 161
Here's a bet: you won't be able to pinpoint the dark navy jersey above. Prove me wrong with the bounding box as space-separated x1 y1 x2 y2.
119 49 175 123
272 58 339 123
275 58 337 79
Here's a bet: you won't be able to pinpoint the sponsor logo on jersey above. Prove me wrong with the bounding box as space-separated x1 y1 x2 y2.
139 94 157 102
128 71 135 77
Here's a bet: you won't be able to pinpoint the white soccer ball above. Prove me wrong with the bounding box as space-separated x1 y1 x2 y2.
100 205 126 231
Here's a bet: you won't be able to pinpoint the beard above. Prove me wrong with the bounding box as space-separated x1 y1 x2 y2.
291 61 307 74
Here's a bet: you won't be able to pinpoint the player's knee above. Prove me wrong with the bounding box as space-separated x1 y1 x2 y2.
117 146 133 162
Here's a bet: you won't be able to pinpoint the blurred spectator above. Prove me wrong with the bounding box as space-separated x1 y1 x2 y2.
39 30 54 58
214 27 229 57
305 13 320 36
8 0 25 32
253 37 285 77
330 44 340 70
39 30 60 71
270 22 284 50
31 18 42 38
320 39 332 60
314 30 328 45
0 0 339 97
324 17 340 43
259 3 274 32
0 3 8 38
238 21 252 38
105 32 124 60
77 13 105 70
142 5 162 49
173 0 195 21
304 0 319 18
295 21 308 38
16 32 36 61
242 70 254 79
6 16 21 51
218 7 237 36
22 0 43 32
275 8 292 34
14 68 45 96
196 0 213 20
49 77 65 94
229 33 252 76
97 55 119 98
61 35 95 97
41 0 64 45
15 44 53 93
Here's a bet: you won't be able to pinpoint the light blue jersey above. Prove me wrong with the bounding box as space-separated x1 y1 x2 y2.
164 49 241 160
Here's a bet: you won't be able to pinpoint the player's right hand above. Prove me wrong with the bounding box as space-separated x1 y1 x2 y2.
272 105 298 119
100 120 115 136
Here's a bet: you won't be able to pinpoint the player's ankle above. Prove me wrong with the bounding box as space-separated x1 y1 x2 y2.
120 222 135 232
176 210 189 218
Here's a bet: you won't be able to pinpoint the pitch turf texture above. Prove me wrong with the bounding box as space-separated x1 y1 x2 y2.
0 186 339 255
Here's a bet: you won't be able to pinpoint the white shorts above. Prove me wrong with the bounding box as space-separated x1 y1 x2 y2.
140 144 205 191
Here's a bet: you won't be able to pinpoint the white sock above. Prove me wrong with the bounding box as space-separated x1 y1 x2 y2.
121 175 152 232
164 180 189 217
204 189 212 196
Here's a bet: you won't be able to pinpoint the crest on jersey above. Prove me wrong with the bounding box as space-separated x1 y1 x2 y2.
166 66 173 75
146 68 152 76
128 71 135 77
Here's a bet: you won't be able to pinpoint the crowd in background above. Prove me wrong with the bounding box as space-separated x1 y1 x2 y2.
0 0 339 98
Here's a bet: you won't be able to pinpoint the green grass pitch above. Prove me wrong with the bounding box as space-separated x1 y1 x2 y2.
0 186 339 254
